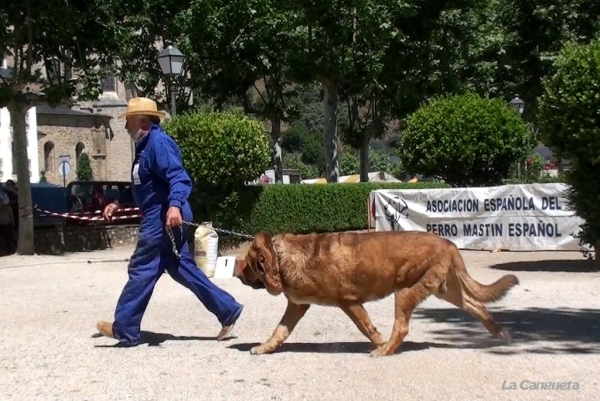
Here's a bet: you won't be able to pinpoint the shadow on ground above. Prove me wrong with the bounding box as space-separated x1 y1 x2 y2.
93 330 230 347
414 307 600 354
489 259 599 273
228 340 450 354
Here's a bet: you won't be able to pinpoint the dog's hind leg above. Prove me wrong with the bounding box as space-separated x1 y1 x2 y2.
250 301 310 355
370 262 449 357
340 303 385 349
435 270 510 342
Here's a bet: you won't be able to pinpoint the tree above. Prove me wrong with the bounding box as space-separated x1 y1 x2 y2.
288 0 401 183
166 0 302 184
496 0 600 119
282 153 319 180
109 0 199 111
76 153 93 181
281 124 326 175
1 0 126 254
537 38 600 262
399 93 533 186
339 0 507 182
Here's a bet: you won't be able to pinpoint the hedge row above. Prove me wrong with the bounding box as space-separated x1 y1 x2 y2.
197 181 450 246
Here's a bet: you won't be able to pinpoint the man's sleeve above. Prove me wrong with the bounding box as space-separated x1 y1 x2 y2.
152 138 192 209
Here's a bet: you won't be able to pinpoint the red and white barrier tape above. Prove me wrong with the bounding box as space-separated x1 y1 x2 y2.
34 207 142 221
41 207 140 216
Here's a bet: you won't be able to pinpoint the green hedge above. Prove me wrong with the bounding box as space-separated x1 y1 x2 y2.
200 181 450 247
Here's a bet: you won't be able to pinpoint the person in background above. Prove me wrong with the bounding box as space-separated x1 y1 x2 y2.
0 193 16 256
89 184 108 212
95 97 244 346
3 180 18 231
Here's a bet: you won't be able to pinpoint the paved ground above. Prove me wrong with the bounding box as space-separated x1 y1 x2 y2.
1 245 600 401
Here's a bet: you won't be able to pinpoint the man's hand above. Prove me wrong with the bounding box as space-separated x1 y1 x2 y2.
102 202 119 220
166 206 183 229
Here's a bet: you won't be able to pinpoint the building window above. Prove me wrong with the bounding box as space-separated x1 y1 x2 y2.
101 74 116 92
75 142 85 169
44 141 55 172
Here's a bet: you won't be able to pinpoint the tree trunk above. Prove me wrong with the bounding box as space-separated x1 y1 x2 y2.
359 130 370 182
595 240 600 269
323 79 339 183
270 116 283 184
8 101 35 255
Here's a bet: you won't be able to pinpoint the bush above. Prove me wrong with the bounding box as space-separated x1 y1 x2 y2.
282 152 319 179
537 38 600 256
217 182 450 247
163 111 272 247
399 93 533 187
281 124 326 174
76 153 93 180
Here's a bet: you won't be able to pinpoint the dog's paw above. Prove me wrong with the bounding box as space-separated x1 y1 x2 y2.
250 345 271 355
498 329 512 345
369 347 395 358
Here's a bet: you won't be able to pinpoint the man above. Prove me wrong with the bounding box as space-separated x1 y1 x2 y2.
0 192 16 256
95 97 243 346
3 180 18 231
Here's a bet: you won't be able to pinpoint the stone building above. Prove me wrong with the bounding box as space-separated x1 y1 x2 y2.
37 75 136 185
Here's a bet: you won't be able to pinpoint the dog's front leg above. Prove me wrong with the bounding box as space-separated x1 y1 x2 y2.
250 301 310 355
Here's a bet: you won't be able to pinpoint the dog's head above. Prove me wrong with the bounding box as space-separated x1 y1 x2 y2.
237 232 283 296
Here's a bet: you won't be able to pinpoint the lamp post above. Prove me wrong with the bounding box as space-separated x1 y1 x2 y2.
157 43 185 117
510 95 525 115
44 56 62 85
509 95 527 179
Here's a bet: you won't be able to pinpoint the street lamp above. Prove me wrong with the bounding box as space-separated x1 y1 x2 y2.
510 95 525 115
509 95 528 179
44 56 62 85
157 43 185 117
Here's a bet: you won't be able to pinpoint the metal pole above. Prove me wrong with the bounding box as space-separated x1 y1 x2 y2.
170 80 177 117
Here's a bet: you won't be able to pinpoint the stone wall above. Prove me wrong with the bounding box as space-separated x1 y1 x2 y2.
34 224 140 254
76 79 135 181
36 78 136 185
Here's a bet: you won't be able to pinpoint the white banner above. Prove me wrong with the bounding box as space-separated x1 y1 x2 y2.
370 183 586 251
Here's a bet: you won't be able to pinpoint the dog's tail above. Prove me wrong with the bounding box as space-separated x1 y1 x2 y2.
451 245 519 304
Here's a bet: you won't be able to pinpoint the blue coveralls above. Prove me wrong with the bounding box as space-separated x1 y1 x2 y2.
111 123 243 345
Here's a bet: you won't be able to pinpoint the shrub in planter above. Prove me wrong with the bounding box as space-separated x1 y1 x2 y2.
163 111 271 248
399 93 533 187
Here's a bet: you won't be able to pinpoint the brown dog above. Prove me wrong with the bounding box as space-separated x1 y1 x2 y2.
238 230 519 357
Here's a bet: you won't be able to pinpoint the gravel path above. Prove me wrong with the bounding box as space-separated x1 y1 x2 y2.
1 246 600 400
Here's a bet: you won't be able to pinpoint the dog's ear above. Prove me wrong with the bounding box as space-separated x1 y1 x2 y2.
253 231 283 296
253 231 272 274
256 253 266 274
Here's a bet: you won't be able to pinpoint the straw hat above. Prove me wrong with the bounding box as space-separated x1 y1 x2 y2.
118 97 166 119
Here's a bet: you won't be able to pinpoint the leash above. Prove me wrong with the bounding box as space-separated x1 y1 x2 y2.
167 220 255 258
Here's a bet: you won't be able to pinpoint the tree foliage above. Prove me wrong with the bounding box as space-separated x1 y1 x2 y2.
399 93 533 186
76 153 93 181
163 111 271 187
537 38 600 250
496 0 600 119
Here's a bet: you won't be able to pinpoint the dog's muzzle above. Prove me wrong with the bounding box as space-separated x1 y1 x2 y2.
237 274 266 290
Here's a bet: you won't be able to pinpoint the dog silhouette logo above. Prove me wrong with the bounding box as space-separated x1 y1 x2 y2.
383 196 409 231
